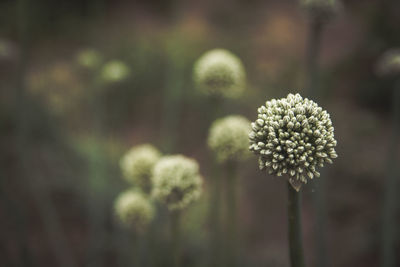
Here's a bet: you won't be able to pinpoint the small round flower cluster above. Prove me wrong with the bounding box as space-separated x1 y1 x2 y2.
193 49 246 98
376 49 400 76
152 155 203 211
101 60 130 83
300 0 340 22
115 190 155 232
120 144 161 192
208 115 251 163
77 49 102 69
249 93 337 186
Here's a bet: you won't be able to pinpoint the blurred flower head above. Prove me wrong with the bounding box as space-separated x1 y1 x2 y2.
300 0 341 22
208 115 251 163
152 155 203 211
76 49 102 69
376 49 400 76
114 190 155 232
101 60 130 83
193 48 246 98
249 93 337 191
120 144 161 192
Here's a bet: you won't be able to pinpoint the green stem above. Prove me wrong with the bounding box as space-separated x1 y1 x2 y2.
306 19 323 99
381 85 400 267
171 210 182 267
225 161 238 267
288 182 306 267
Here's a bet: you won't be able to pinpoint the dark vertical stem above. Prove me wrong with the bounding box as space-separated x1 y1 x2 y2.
225 161 238 267
381 85 400 267
306 19 323 99
171 210 182 267
306 17 327 267
288 182 306 267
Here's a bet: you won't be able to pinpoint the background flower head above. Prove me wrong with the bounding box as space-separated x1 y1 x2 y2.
114 190 155 232
120 144 161 192
101 60 130 83
208 115 251 163
249 93 337 190
193 48 246 98
151 155 203 211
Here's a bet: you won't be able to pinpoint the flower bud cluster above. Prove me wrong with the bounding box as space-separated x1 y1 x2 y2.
249 93 337 186
151 155 203 211
193 49 246 98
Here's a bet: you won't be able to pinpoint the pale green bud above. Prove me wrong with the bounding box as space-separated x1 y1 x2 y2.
208 115 251 163
114 190 155 232
120 144 161 192
101 60 130 83
151 155 203 211
249 93 338 191
193 49 246 98
76 49 102 69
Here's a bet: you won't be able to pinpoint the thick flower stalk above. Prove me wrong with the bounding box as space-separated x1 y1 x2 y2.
152 155 203 211
120 144 161 192
193 49 246 98
115 190 155 232
101 60 130 83
249 93 337 190
208 115 251 163
300 0 341 22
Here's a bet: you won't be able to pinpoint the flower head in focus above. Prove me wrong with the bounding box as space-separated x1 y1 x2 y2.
115 190 155 232
152 155 203 211
249 93 337 191
120 144 161 192
193 49 246 98
208 115 251 163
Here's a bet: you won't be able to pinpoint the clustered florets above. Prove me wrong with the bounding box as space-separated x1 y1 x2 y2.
151 155 203 211
249 93 337 187
114 190 155 232
208 115 251 163
193 49 246 98
120 144 161 192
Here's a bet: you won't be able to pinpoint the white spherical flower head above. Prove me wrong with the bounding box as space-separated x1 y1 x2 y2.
377 49 400 76
193 49 246 98
101 60 130 83
114 190 155 232
77 49 102 69
120 144 161 192
208 115 251 163
300 0 341 22
152 155 203 211
249 93 337 191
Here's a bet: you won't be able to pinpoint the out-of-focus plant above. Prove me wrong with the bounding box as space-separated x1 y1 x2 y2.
249 93 337 267
376 49 400 267
76 49 103 70
115 189 155 233
151 154 203 267
207 115 251 267
120 144 161 193
101 60 130 83
193 48 246 99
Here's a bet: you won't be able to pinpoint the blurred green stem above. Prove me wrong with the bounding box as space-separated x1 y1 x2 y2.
288 182 306 267
225 161 238 267
381 85 400 267
209 162 223 267
171 210 182 267
306 17 327 267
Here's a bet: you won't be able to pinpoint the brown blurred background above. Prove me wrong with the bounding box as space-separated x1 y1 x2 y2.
1 0 400 266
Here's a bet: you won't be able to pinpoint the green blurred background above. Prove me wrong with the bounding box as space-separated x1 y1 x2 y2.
1 0 400 266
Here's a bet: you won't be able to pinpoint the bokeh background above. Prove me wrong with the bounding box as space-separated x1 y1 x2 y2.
1 0 400 266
